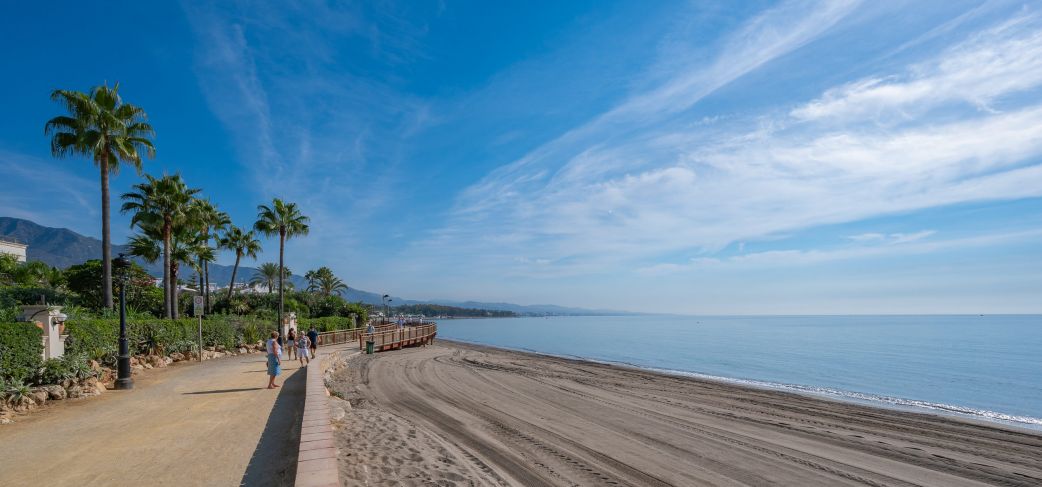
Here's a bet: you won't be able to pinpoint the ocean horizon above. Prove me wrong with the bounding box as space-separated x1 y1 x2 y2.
437 314 1042 431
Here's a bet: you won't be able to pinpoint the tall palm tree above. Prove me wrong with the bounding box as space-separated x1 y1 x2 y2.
45 83 156 309
218 226 262 299
254 199 309 334
190 198 229 312
128 227 204 319
250 263 281 294
121 174 201 318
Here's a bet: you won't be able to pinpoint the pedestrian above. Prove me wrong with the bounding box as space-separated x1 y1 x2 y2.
276 329 284 359
307 326 319 357
266 331 282 389
298 333 311 367
287 327 298 360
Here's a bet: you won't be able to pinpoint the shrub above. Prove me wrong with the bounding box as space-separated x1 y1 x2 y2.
64 315 271 361
297 316 358 333
34 353 94 385
0 287 75 308
0 322 44 383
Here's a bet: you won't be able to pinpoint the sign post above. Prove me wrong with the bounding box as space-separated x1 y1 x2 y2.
193 295 204 362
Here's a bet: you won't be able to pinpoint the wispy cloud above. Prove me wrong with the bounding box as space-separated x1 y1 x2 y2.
413 4 1042 282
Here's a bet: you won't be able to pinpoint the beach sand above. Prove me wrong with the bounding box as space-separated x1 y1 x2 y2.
327 340 1042 486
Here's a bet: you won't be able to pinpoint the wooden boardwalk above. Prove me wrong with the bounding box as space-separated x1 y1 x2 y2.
315 323 438 353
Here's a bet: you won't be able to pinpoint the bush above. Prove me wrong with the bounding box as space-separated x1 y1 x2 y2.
0 287 75 308
297 316 358 333
64 315 271 361
34 353 95 385
0 322 43 383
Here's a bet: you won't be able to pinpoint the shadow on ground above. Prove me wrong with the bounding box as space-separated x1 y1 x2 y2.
239 367 306 486
183 388 264 395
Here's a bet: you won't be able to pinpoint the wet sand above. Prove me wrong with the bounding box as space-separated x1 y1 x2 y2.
328 340 1042 486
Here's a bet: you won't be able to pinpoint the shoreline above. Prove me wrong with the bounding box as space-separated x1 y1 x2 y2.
328 340 1042 486
441 338 1042 433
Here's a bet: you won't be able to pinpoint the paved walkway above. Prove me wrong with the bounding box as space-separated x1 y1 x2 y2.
0 343 355 486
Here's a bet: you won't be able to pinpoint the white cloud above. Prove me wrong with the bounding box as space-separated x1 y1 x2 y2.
419 6 1042 281
792 12 1042 121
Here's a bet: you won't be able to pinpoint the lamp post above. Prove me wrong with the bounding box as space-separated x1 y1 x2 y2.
382 294 390 324
114 254 133 390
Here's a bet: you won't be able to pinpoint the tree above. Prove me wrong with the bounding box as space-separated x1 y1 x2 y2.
250 263 281 294
45 83 156 309
254 199 309 334
126 225 205 319
189 198 229 312
64 259 160 314
121 174 201 318
306 266 348 296
218 226 262 299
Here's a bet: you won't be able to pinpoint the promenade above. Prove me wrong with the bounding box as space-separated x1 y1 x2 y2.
0 343 353 486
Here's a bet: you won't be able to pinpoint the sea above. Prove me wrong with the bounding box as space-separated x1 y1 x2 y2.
436 315 1042 431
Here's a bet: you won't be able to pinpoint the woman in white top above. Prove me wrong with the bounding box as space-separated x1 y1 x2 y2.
297 334 311 366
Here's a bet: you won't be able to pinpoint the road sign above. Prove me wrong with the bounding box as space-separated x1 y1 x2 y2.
193 295 204 317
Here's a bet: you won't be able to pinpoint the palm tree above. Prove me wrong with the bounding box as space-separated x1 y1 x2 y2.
254 199 309 334
45 83 156 309
128 226 205 319
121 174 201 318
190 198 229 312
250 263 281 294
306 266 348 296
218 226 262 299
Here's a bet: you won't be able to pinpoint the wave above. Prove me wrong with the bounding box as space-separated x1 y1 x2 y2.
644 367 1042 429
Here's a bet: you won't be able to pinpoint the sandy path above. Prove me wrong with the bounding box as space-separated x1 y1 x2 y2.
329 341 1042 487
0 346 345 486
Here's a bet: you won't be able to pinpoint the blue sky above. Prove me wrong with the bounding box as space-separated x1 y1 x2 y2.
2 0 1041 314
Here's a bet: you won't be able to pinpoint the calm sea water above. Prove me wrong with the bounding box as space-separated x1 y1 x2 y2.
437 315 1042 430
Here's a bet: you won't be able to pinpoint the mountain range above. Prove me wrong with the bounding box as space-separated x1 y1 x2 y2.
0 216 623 314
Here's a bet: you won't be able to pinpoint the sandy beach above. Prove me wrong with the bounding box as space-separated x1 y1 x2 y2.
327 340 1042 486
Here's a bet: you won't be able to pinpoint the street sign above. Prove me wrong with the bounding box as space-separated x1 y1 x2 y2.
193 295 204 317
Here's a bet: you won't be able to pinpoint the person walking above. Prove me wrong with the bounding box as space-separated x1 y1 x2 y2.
287 327 298 360
307 326 319 357
266 331 282 389
297 332 311 367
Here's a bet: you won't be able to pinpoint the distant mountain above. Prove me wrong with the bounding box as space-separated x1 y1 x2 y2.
0 216 630 314
415 300 637 316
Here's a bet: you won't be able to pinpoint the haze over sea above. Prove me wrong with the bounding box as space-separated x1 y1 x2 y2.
439 315 1042 430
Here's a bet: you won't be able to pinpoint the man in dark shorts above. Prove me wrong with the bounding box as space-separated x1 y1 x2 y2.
307 327 319 357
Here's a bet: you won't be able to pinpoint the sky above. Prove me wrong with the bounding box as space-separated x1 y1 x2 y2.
1 0 1041 314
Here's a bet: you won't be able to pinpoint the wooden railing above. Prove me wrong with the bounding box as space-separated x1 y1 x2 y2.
315 328 361 346
360 323 437 352
314 322 438 350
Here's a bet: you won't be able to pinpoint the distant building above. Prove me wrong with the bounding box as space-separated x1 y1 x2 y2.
0 239 27 262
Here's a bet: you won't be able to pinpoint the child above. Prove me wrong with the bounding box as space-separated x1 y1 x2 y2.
297 333 311 367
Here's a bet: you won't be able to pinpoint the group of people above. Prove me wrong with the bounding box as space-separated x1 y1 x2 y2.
265 326 320 389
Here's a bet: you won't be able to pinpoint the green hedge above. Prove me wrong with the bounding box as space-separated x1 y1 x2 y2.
64 315 271 363
0 322 43 383
297 316 359 333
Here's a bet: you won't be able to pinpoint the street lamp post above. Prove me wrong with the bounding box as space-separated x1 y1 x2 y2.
382 294 391 324
114 254 134 390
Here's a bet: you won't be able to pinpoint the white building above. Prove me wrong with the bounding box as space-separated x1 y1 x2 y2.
0 239 28 262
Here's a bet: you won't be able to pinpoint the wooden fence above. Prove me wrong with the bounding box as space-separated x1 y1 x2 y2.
359 323 437 352
315 323 438 353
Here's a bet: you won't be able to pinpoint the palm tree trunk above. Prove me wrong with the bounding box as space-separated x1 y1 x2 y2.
171 260 179 319
197 257 204 311
278 231 285 337
227 252 241 300
204 261 210 313
163 222 172 319
100 156 113 309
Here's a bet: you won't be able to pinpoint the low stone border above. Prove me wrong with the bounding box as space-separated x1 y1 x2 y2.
294 351 342 487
